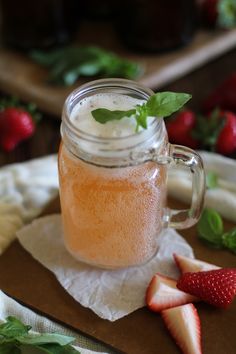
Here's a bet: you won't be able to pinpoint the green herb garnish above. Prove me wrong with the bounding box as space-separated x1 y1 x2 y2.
206 171 219 189
197 209 223 248
91 92 191 131
222 228 236 254
197 208 236 254
217 0 236 29
31 46 143 86
0 316 80 354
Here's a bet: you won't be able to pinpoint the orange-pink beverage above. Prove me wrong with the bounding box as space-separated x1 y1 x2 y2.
59 82 169 269
59 79 205 269
59 144 167 268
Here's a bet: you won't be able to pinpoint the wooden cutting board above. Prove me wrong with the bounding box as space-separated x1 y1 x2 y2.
0 23 236 117
0 196 235 354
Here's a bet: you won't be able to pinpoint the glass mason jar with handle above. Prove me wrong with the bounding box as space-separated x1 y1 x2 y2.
58 79 205 269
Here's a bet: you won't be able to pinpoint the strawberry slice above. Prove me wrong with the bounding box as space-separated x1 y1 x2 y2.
173 253 220 273
146 273 197 312
162 304 202 354
177 268 236 308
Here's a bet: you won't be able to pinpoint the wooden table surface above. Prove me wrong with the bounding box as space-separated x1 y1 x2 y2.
0 44 236 354
1 46 236 167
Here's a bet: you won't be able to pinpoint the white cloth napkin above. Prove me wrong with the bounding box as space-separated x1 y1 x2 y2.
168 151 236 222
0 290 111 354
17 214 194 322
0 155 58 254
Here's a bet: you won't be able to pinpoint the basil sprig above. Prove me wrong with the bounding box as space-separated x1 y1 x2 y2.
91 92 191 131
0 316 80 354
206 172 219 189
31 46 143 86
197 208 236 254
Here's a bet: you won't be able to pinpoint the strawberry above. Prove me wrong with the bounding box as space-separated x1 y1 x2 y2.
215 111 236 155
201 0 218 26
177 268 236 308
202 73 236 114
193 109 236 155
0 107 35 151
166 110 199 149
162 304 202 354
201 0 236 28
173 254 220 273
146 273 197 312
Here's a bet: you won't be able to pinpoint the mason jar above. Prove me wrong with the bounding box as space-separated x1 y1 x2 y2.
115 0 197 52
59 79 205 269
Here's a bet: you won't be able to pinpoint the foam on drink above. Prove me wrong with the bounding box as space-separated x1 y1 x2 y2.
70 92 152 138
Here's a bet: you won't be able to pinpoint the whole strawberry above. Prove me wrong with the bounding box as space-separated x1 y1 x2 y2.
201 0 218 26
202 73 236 114
166 110 199 149
0 107 35 152
193 109 236 155
177 268 236 308
216 111 236 155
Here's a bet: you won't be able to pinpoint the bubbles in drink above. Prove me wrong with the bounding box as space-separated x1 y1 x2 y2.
70 93 152 138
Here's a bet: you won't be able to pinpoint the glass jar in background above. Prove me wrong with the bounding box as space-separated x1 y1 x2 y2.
58 79 205 269
0 0 79 51
115 0 198 52
81 0 114 20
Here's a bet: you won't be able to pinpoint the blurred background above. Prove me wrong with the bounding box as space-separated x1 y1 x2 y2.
0 0 236 162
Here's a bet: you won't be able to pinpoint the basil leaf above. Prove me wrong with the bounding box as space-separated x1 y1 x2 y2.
17 333 75 346
217 0 236 29
34 343 80 354
31 46 142 86
92 108 136 124
146 92 192 117
0 317 31 338
222 228 236 254
206 172 218 189
0 343 21 354
135 104 148 130
197 208 223 248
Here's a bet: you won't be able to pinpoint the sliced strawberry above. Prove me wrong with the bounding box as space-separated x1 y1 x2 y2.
162 304 202 354
146 273 197 312
173 253 220 273
177 268 236 308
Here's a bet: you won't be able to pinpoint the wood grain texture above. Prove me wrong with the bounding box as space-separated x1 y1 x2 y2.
0 197 235 354
0 24 236 117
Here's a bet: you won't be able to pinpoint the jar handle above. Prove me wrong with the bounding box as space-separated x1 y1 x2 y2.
164 144 205 229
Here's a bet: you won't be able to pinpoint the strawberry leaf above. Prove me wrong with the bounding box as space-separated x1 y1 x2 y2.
217 0 236 29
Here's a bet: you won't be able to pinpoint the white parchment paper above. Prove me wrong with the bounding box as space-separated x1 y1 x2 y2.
17 214 193 321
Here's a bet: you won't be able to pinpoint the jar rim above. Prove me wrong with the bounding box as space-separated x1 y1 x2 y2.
62 78 161 144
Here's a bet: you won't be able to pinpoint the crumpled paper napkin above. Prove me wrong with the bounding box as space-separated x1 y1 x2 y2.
0 290 111 354
168 151 236 222
17 214 194 322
